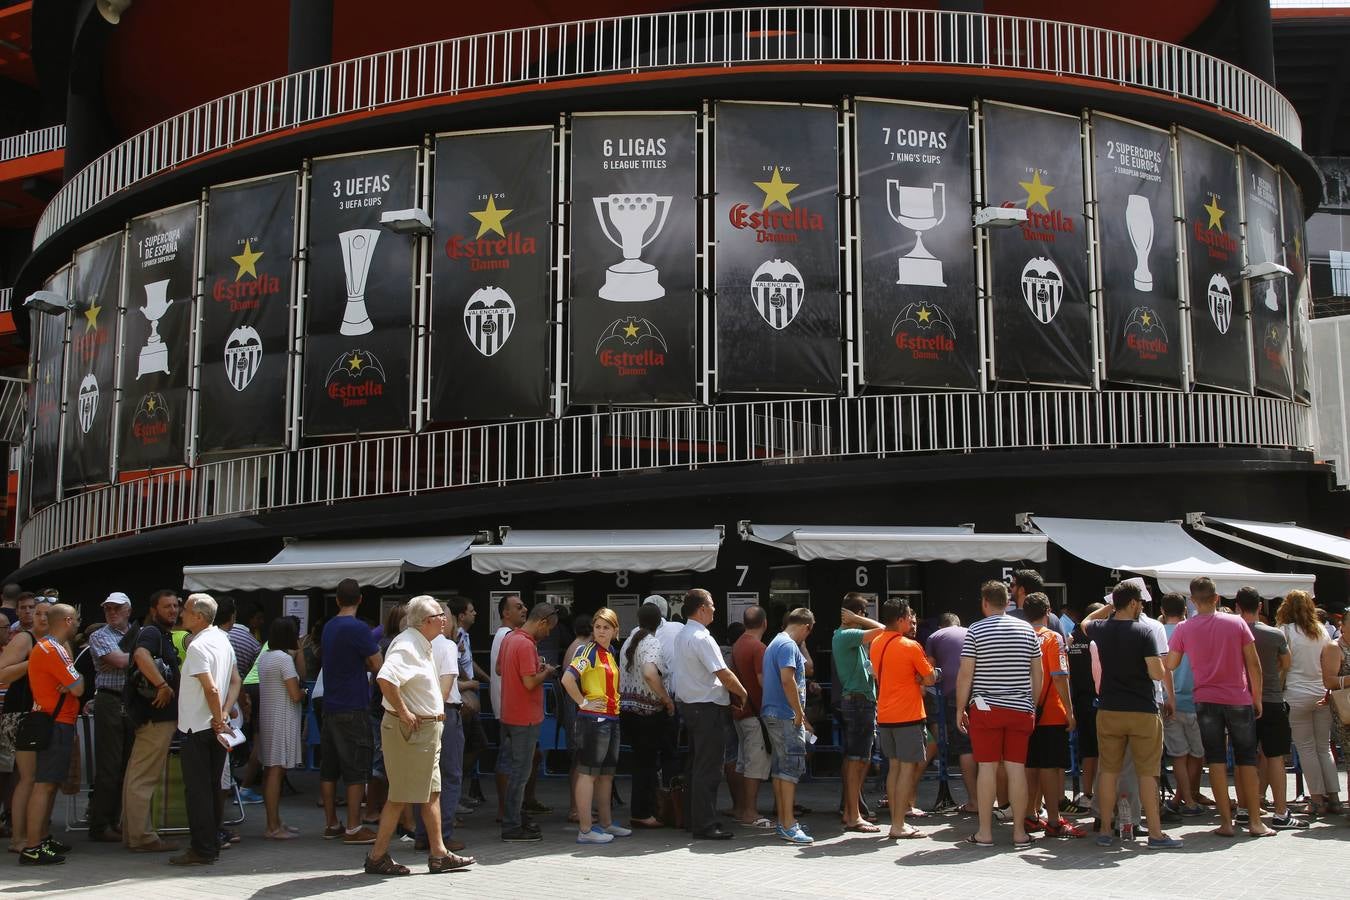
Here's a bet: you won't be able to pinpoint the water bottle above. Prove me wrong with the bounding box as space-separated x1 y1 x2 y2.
1117 794 1135 841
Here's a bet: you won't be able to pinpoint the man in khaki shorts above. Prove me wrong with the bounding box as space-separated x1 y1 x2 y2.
729 606 771 827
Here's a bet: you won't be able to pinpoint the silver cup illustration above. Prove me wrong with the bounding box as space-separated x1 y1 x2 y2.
1259 227 1279 311
593 193 672 302
339 228 381 335
136 279 173 378
888 180 946 287
1126 194 1154 292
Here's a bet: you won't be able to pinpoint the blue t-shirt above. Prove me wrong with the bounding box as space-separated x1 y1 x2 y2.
760 632 805 720
1163 622 1195 712
321 615 379 713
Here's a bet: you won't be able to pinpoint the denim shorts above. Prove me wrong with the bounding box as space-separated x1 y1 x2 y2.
839 696 877 761
572 715 620 776
1195 701 1258 766
762 716 807 784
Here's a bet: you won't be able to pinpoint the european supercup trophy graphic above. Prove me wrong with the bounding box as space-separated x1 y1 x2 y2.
136 279 173 378
338 228 381 335
887 180 946 287
1259 227 1279 311
1125 194 1154 292
593 193 671 301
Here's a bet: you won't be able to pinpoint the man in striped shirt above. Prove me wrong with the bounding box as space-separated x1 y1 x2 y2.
955 580 1043 848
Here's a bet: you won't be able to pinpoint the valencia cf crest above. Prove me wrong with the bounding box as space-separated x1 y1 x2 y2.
463 286 516 358
750 258 805 331
1206 273 1233 335
224 325 263 392
324 349 387 408
1020 257 1063 324
77 374 99 435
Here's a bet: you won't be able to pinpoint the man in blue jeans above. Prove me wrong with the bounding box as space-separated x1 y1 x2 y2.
831 594 885 831
761 607 817 845
496 603 557 842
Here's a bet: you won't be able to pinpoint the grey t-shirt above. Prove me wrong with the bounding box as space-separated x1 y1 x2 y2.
1249 621 1288 703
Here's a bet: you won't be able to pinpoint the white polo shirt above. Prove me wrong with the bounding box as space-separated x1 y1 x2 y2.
431 633 462 705
179 626 238 734
379 627 442 718
671 619 729 706
655 619 683 697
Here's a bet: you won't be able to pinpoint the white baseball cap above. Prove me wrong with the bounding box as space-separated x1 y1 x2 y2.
643 595 669 618
103 591 132 607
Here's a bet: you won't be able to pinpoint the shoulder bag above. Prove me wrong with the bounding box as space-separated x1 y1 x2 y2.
15 691 67 752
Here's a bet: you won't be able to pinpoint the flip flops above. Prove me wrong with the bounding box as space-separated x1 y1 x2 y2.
887 826 925 840
962 834 994 848
844 821 881 833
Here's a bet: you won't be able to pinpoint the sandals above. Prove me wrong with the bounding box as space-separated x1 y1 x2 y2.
364 853 411 877
264 828 299 840
428 853 475 873
1012 835 1037 848
962 834 994 848
844 821 881 833
888 826 925 839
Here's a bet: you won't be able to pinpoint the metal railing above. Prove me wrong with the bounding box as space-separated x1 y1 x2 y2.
18 389 1312 564
0 376 25 447
0 125 65 164
32 6 1301 250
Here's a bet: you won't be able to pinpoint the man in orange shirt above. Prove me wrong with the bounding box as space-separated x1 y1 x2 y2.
869 599 936 840
1023 593 1083 838
21 603 83 866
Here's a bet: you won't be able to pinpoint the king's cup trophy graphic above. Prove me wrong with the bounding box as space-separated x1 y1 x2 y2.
593 193 672 301
338 228 381 335
136 279 173 378
1125 194 1154 292
887 181 946 287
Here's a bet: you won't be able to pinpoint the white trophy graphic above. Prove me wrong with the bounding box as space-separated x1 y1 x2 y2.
1125 194 1154 292
887 180 946 287
593 193 671 301
136 279 173 378
1259 227 1279 311
338 228 381 335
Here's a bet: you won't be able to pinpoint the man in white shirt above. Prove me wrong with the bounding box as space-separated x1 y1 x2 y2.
671 589 747 840
416 601 470 857
173 593 240 867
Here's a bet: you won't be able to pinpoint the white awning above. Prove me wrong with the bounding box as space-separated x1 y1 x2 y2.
182 535 477 592
1028 516 1315 597
1192 515 1350 570
743 524 1047 563
470 529 723 575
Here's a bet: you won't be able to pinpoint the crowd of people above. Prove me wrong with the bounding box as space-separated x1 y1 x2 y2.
0 570 1346 876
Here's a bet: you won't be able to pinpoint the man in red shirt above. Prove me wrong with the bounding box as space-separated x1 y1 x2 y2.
728 606 770 827
1023 593 1083 838
496 603 557 842
21 603 83 866
869 599 935 839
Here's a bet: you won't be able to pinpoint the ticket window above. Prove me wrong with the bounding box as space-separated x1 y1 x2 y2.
768 564 810 635
886 564 924 621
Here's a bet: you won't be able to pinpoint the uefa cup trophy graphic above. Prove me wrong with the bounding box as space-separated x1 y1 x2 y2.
593 193 672 301
1259 227 1279 311
338 228 381 335
887 180 946 287
1125 194 1154 292
136 279 173 378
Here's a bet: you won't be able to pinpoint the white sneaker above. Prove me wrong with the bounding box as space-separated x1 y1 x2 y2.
576 827 615 844
602 824 633 837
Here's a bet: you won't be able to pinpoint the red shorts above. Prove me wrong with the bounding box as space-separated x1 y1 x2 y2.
967 704 1035 765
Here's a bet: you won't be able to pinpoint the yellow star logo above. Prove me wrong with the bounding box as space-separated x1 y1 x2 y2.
1203 194 1225 231
469 196 512 239
346 352 364 373
917 305 932 323
754 167 799 211
1141 311 1153 327
1019 171 1055 212
1293 234 1301 258
145 396 156 413
231 239 263 281
83 299 101 333
623 320 641 339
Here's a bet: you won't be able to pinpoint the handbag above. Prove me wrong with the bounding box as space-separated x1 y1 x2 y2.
1330 685 1350 725
15 693 67 752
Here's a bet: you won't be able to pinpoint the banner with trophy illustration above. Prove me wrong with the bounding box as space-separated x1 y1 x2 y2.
1242 149 1291 399
1091 114 1181 389
984 103 1092 387
117 202 197 471
714 102 840 394
1178 131 1249 393
303 148 417 436
430 128 553 421
1280 169 1311 403
27 270 68 513
198 173 295 454
856 99 978 390
62 234 121 491
568 113 697 404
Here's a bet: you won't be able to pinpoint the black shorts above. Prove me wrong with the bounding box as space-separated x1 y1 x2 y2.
36 722 74 784
942 701 973 756
320 708 373 784
1025 724 1070 770
1196 702 1259 767
1255 701 1292 758
1073 701 1098 759
572 715 620 776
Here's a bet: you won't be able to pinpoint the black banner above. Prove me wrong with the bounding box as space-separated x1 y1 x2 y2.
118 203 196 471
1280 169 1311 403
63 236 120 490
430 128 552 420
984 104 1092 386
1178 131 1249 393
568 113 697 404
856 100 977 390
714 102 840 394
28 271 67 513
199 174 296 454
1242 149 1291 398
1092 115 1181 388
303 148 417 437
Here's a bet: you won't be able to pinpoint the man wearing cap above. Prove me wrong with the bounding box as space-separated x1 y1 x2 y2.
85 592 134 843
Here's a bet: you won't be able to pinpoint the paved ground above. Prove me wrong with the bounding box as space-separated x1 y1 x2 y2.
9 771 1348 899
